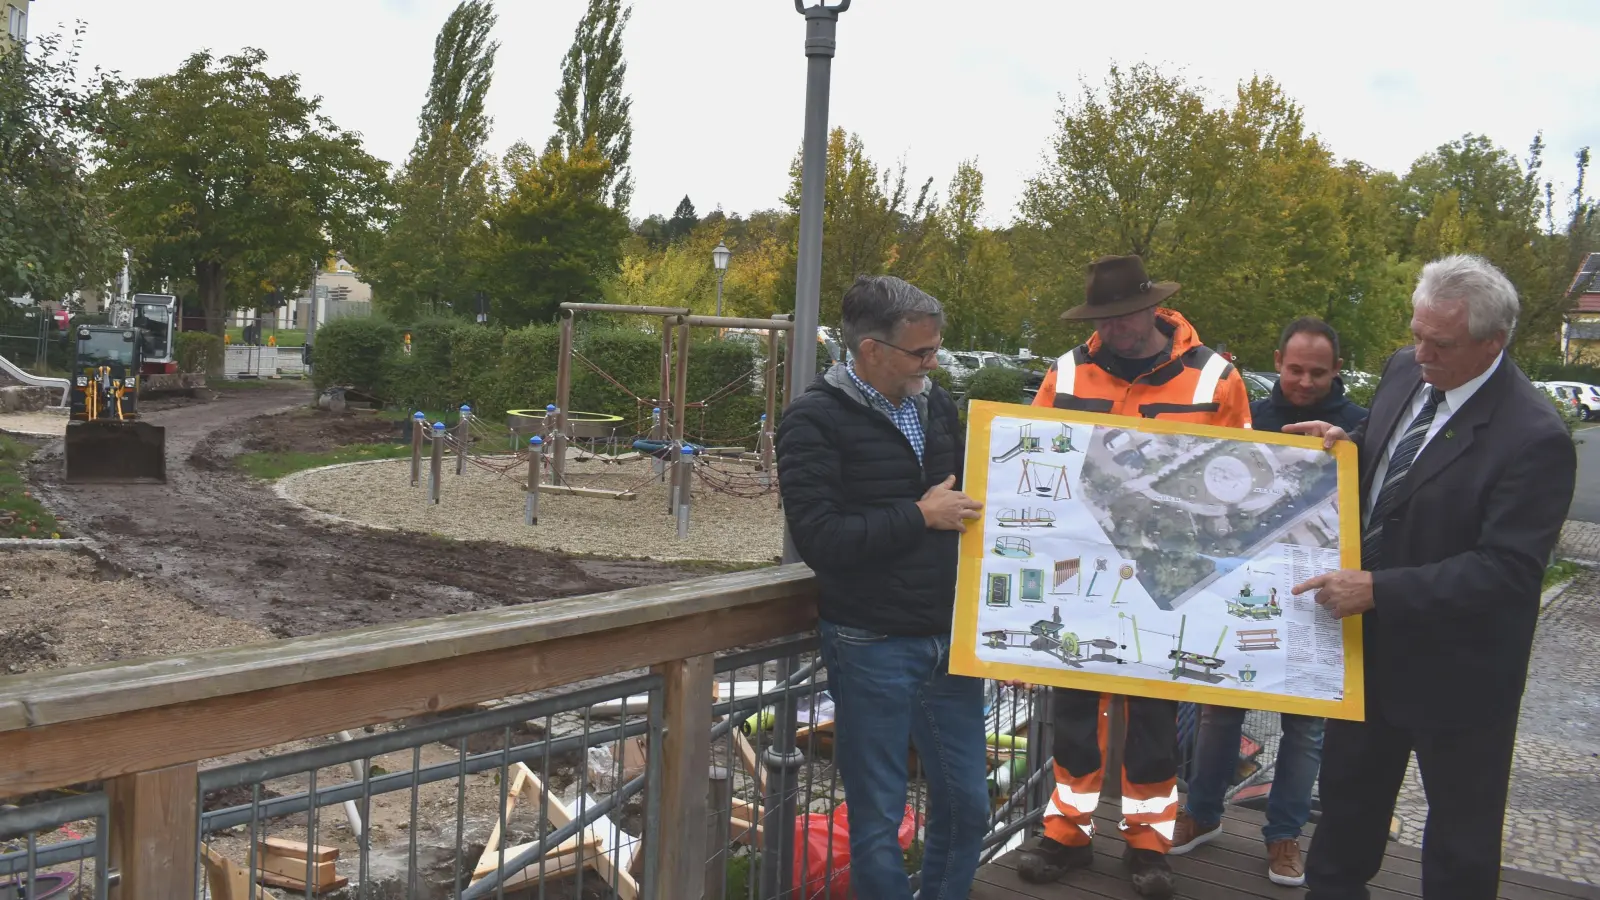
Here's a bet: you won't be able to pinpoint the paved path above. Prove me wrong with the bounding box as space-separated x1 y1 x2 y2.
1385 524 1600 885
1566 428 1600 524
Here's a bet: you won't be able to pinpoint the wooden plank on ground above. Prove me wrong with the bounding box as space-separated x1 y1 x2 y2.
257 853 338 887
535 483 639 500
512 767 640 900
256 871 349 894
258 837 338 863
199 845 270 900
733 729 766 795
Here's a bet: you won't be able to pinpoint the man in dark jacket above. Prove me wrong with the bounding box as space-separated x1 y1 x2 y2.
1250 316 1369 434
777 275 988 900
1172 316 1367 886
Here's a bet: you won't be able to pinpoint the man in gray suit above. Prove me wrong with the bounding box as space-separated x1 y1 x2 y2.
1286 255 1576 899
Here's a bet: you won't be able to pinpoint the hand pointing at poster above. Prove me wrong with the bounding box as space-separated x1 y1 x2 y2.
1292 569 1374 618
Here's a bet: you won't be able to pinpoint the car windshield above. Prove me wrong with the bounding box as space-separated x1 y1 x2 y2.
79 330 136 368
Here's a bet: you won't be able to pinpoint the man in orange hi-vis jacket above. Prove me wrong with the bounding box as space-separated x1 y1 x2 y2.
1016 255 1251 899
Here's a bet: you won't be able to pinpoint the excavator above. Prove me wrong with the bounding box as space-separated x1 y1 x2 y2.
63 323 167 483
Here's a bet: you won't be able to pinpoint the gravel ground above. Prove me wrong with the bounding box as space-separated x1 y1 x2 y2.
0 549 274 674
0 411 67 437
280 455 786 564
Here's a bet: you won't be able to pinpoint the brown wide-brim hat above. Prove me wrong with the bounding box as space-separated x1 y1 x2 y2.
1060 254 1181 321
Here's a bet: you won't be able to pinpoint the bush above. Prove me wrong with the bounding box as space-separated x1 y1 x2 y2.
927 367 955 394
964 366 1027 404
685 338 764 444
311 317 401 398
571 327 662 423
175 332 223 375
489 324 563 415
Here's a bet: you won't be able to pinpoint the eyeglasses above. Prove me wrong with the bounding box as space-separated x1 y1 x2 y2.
870 337 941 364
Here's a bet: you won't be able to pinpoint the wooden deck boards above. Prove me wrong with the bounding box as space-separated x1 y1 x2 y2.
972 801 1600 899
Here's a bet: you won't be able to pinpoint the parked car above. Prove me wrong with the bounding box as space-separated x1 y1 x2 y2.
1242 371 1276 402
1541 381 1600 421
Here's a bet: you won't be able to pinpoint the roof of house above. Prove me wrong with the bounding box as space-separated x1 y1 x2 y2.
1571 253 1600 312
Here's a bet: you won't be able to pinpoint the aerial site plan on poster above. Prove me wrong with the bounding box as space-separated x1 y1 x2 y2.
951 401 1365 719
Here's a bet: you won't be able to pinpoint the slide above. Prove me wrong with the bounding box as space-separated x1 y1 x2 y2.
0 352 70 406
991 440 1026 463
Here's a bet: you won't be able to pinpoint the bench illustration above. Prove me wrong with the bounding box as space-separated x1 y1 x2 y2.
1235 628 1281 651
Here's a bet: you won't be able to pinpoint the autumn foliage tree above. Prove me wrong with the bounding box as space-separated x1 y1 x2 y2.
94 49 389 335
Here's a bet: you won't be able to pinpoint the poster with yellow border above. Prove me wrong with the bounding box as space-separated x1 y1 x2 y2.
951 400 1365 721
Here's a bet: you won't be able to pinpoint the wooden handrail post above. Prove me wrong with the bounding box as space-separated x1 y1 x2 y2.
107 762 199 900
651 654 713 900
705 766 732 900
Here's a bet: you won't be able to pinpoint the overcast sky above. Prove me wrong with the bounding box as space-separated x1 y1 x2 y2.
31 0 1600 227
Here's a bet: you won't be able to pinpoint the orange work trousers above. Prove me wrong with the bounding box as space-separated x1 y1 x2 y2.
1042 688 1180 853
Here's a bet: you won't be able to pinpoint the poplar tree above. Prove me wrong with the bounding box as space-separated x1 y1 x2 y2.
366 0 498 321
550 0 634 211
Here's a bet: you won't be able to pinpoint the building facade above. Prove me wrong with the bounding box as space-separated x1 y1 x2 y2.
1563 253 1600 365
2 0 29 56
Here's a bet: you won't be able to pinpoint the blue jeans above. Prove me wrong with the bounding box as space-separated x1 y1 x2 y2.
817 620 989 900
1185 705 1325 843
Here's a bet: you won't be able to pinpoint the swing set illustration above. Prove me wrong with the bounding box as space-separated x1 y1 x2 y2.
1017 458 1072 500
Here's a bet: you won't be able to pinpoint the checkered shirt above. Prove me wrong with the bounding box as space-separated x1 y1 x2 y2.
847 364 925 462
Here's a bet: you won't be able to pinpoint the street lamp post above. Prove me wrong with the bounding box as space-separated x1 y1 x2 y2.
762 7 849 899
712 240 731 324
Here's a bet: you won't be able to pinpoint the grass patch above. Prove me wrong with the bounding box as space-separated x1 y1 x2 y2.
235 442 413 480
0 434 65 538
208 378 306 391
1543 558 1582 590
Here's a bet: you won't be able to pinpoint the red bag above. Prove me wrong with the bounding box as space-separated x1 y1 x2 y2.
792 802 919 899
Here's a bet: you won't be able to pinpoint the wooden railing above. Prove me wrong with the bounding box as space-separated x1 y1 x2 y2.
0 563 820 899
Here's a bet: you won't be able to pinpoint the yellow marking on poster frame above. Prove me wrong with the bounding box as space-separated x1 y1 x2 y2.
952 400 1365 721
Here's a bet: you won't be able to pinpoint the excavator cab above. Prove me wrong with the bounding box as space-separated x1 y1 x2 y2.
64 325 167 483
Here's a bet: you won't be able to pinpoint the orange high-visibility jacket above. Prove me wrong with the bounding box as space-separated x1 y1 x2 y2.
1031 308 1252 429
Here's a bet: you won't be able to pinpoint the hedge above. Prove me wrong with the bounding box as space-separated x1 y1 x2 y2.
310 317 401 395
175 332 224 375
965 366 1028 404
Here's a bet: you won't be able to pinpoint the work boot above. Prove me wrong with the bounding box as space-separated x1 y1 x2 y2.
1267 838 1306 886
1017 835 1094 883
1169 809 1221 855
1123 846 1176 899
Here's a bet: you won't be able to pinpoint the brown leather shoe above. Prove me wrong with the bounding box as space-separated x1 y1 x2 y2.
1169 809 1220 855
1267 838 1306 886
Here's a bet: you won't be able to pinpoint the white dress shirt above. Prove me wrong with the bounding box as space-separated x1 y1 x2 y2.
1365 352 1503 520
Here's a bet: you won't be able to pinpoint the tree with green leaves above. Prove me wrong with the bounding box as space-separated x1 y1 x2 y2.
782 128 937 325
477 142 629 325
94 49 389 335
550 0 633 211
921 160 1026 350
366 0 499 323
0 24 122 303
665 195 698 242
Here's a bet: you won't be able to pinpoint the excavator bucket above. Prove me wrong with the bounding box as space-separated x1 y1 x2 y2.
64 420 167 484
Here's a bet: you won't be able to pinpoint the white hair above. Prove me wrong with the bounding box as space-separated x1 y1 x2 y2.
1412 254 1519 342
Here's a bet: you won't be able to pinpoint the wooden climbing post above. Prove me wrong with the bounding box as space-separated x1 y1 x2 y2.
525 436 543 526
671 319 692 515
555 310 575 482
455 405 471 476
660 318 674 428
429 422 444 504
762 326 780 475
410 412 424 486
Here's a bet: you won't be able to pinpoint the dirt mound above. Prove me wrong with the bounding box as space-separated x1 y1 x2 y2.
240 407 404 454
0 623 59 673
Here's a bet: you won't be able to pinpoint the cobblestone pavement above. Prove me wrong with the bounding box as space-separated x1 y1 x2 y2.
1388 547 1600 886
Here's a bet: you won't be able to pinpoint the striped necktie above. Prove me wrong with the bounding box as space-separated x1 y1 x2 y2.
1360 386 1445 570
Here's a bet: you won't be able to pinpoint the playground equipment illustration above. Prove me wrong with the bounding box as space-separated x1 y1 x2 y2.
1050 557 1082 595
1051 424 1081 454
992 424 1044 463
993 536 1033 559
1108 562 1136 607
1235 628 1281 651
995 508 1056 529
1017 458 1072 500
1226 583 1284 620
986 572 1013 607
1083 557 1109 597
1117 612 1232 683
1020 568 1045 602
980 606 1127 668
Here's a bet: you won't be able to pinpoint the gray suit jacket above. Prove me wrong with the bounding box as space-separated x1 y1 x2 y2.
1351 348 1575 728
